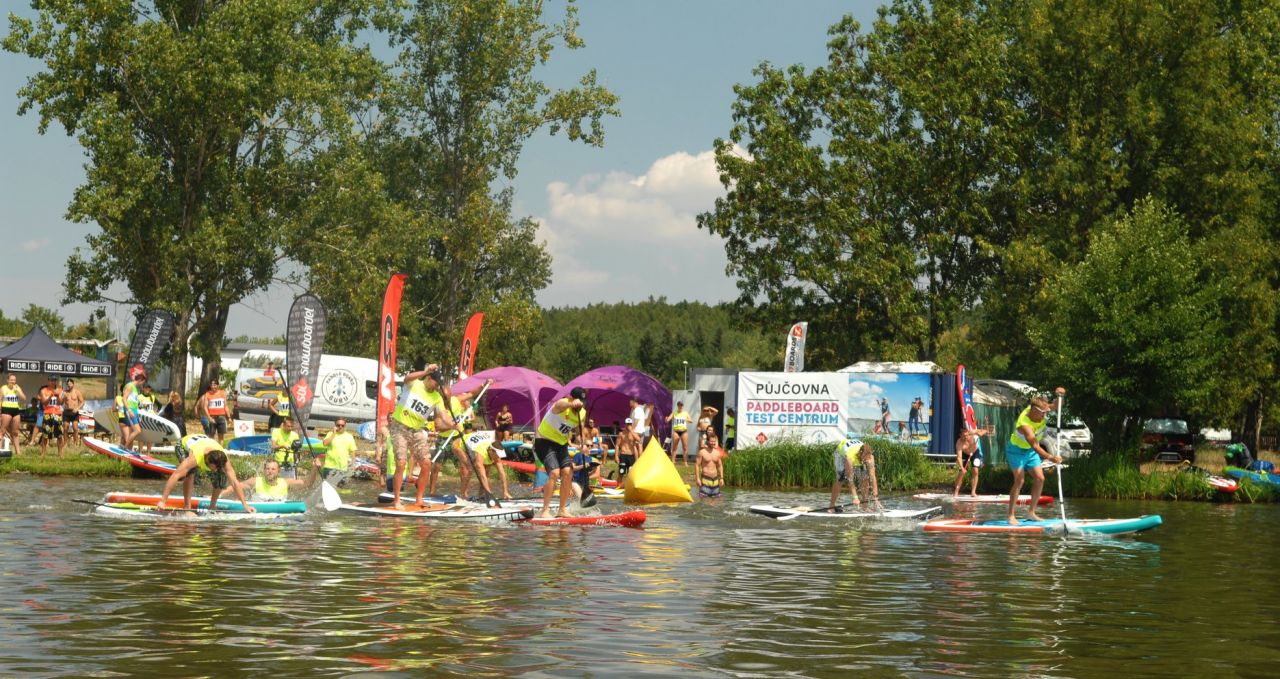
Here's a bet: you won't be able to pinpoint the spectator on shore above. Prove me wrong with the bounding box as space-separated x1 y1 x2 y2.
196 381 231 444
1 374 28 455
160 390 188 438
696 406 719 448
629 398 653 447
493 403 514 444
63 378 84 448
38 375 66 457
724 407 736 451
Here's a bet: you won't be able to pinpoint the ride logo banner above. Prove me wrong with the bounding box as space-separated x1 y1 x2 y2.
286 293 327 427
735 371 848 447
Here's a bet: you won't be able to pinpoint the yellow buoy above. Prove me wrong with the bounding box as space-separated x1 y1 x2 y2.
624 436 693 504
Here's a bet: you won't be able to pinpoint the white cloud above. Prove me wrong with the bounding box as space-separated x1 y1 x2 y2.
535 147 747 307
19 238 48 252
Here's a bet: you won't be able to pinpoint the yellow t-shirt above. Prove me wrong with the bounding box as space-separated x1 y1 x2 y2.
324 430 357 471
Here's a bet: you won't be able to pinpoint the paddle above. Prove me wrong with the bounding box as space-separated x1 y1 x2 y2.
320 480 343 511
433 380 499 507
1053 388 1072 532
430 379 493 463
73 499 203 514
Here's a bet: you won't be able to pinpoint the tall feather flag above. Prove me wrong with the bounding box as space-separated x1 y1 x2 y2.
125 309 175 388
457 312 484 380
286 292 327 433
783 322 808 372
377 274 407 430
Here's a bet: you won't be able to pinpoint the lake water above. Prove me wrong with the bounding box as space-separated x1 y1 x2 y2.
1 475 1277 677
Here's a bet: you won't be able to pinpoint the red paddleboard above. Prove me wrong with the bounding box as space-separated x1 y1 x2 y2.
500 459 537 474
527 510 646 528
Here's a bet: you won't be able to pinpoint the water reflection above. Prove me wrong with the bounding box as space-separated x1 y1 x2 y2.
2 479 1279 676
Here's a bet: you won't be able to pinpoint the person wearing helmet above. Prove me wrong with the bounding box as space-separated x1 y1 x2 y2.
160 434 255 513
534 386 588 518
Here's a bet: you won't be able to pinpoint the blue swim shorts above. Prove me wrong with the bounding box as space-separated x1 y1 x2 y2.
1005 442 1042 471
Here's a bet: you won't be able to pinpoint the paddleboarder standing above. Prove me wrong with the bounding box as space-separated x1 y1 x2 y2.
1006 389 1065 524
535 387 588 519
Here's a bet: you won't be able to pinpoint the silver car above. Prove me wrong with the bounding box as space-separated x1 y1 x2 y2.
1043 419 1093 458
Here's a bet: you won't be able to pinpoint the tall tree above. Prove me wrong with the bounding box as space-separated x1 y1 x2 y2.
294 0 619 365
1031 200 1226 446
699 0 1022 366
5 0 380 392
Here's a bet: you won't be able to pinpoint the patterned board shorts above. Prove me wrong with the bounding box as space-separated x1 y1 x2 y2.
389 419 431 464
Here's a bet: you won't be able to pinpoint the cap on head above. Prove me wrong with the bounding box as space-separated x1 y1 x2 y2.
624 417 634 424
570 387 588 401
426 369 444 383
47 374 58 381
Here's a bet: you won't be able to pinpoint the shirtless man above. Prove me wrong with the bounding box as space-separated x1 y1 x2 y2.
696 429 725 498
953 427 991 497
62 378 85 447
615 417 641 478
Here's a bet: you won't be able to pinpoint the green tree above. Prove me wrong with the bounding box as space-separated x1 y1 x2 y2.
295 0 619 366
979 0 1280 404
18 304 66 337
5 0 380 392
699 1 1022 367
1030 200 1226 446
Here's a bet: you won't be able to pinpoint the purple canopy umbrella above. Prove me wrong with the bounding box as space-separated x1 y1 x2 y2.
554 365 672 440
452 366 563 430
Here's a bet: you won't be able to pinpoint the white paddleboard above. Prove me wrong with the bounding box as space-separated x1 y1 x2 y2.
748 505 943 521
91 406 181 446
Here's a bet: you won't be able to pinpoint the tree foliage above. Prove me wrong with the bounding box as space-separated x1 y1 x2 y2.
1031 200 1224 443
703 0 1280 443
5 0 381 392
699 0 1021 367
294 0 619 365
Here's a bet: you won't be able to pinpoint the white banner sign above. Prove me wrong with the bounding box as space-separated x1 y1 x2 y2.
783 322 808 372
233 419 255 437
736 371 848 447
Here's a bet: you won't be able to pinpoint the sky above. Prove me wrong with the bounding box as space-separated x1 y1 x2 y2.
0 0 882 339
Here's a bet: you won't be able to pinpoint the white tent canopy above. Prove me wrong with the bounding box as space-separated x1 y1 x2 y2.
838 361 942 374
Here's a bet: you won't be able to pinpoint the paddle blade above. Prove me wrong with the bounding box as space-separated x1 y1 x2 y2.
321 481 342 511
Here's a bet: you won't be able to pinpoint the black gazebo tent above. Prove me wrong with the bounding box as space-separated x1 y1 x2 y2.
0 327 115 394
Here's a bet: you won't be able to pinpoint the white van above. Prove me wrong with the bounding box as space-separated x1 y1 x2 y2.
233 351 400 426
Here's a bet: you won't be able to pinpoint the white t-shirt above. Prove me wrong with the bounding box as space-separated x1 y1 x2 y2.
631 405 650 435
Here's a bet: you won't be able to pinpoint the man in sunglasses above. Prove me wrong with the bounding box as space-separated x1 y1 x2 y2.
1005 388 1065 524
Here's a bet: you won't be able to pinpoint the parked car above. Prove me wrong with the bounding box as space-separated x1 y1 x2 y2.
1142 418 1194 462
1043 418 1093 458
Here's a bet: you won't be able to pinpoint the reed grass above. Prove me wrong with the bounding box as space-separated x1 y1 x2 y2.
724 439 950 490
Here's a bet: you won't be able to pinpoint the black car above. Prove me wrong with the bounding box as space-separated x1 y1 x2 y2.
1142 418 1194 462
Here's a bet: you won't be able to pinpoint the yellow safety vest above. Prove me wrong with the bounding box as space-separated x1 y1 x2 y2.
537 403 584 445
254 476 289 500
1009 407 1046 449
392 380 443 431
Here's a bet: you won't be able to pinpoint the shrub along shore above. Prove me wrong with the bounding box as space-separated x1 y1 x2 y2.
5 438 1277 503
